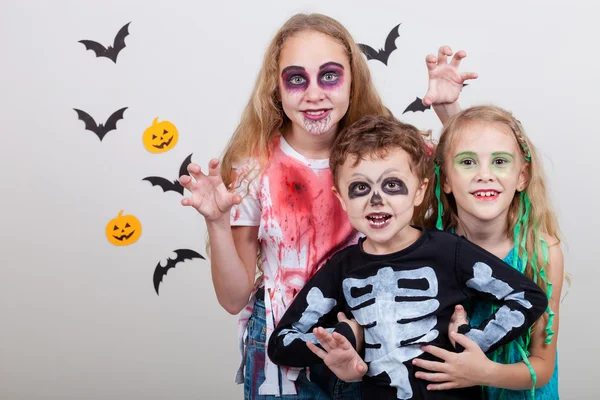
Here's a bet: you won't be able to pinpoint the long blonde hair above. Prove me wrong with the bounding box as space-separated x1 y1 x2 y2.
219 12 390 186
418 105 561 299
207 13 390 276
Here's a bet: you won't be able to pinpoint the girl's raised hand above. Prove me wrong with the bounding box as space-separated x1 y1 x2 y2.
423 45 478 107
180 158 242 221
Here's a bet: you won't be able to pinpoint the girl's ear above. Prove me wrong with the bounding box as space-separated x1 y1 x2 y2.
443 176 452 194
517 163 529 192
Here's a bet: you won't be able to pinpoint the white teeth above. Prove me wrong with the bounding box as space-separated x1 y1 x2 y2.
305 110 325 115
474 191 498 197
370 219 387 226
367 215 390 226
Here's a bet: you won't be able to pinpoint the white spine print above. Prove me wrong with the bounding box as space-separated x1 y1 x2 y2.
343 266 440 399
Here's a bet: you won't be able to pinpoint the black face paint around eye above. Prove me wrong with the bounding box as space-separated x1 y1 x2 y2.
370 191 383 206
348 182 371 199
382 178 408 195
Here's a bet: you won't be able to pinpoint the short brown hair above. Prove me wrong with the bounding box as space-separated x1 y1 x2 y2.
330 115 430 187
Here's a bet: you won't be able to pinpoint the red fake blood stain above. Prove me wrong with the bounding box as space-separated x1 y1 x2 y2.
265 153 356 313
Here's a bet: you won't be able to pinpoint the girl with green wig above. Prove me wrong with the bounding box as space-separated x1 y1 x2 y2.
412 104 565 400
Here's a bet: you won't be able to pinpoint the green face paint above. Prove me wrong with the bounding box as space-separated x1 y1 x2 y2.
453 151 518 178
490 151 517 177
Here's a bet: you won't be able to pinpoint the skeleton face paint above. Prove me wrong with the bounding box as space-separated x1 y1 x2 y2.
370 191 383 206
334 149 427 255
443 122 528 226
278 31 351 140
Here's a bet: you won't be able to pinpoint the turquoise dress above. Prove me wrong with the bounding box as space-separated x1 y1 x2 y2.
468 248 559 399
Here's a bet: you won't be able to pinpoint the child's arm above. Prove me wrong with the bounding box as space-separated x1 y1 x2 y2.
464 241 563 389
454 237 548 355
267 261 357 367
423 45 478 124
180 159 258 315
413 241 563 391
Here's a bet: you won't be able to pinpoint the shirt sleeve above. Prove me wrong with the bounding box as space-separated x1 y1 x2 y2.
267 260 356 367
229 158 261 226
454 237 548 354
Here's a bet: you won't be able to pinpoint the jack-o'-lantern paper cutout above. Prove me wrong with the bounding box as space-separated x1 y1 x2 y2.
143 117 178 153
106 210 142 246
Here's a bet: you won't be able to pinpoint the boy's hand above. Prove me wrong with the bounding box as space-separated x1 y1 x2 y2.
306 327 368 382
336 312 364 352
448 305 469 349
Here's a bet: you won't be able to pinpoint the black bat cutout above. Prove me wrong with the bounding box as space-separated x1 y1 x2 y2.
79 22 131 63
403 84 470 114
357 23 401 66
153 249 205 295
403 97 430 114
73 107 128 141
143 153 193 195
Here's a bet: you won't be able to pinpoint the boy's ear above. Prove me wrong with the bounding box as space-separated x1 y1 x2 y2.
413 178 429 207
332 186 347 212
517 163 529 192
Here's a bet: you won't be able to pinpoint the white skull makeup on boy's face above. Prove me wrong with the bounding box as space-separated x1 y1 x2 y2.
278 30 351 139
334 148 427 254
443 121 528 226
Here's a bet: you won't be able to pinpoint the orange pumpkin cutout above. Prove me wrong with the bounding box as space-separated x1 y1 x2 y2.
106 210 142 246
142 117 178 153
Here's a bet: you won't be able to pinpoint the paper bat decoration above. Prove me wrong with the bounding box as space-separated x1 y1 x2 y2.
78 22 131 63
73 107 128 141
403 84 469 114
153 249 205 295
357 23 401 66
403 97 430 114
143 153 193 195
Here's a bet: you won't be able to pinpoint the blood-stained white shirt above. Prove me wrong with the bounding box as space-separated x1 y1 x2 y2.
230 135 360 395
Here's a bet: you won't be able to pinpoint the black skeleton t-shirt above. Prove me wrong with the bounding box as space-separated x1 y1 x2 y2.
268 228 548 400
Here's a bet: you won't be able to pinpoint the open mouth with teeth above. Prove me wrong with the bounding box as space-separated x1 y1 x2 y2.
302 109 331 120
366 212 392 228
472 190 500 200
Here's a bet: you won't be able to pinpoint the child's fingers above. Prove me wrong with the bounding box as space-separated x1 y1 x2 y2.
306 341 327 360
425 54 438 70
179 175 195 191
355 360 367 374
320 329 338 350
313 328 333 352
460 72 478 82
437 45 452 64
450 50 466 67
336 311 349 322
181 196 194 207
208 158 221 177
187 163 204 180
332 332 352 350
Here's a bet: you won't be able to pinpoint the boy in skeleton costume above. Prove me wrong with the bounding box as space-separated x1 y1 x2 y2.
267 115 548 400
